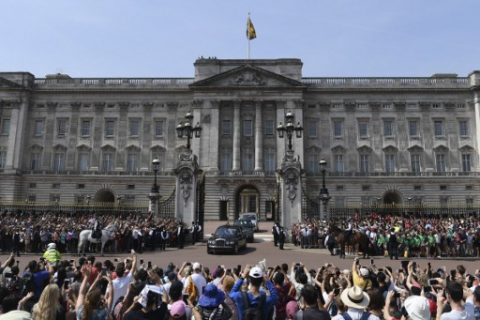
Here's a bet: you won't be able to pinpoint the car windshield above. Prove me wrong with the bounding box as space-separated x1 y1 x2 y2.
241 214 256 221
235 220 254 227
215 227 238 238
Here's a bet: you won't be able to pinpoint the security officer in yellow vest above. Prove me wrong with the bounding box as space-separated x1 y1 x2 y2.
43 243 61 266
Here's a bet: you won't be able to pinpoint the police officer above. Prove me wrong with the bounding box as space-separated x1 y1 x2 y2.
160 226 169 251
272 222 280 246
278 226 286 250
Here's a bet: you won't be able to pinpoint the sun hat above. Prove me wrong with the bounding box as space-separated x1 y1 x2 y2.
198 283 225 308
47 243 56 249
403 295 431 320
249 266 264 279
340 286 370 309
169 300 186 317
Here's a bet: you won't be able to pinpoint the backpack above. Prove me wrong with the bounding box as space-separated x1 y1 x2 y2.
242 291 266 320
342 311 371 320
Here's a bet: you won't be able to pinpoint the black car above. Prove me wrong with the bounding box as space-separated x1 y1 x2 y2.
233 219 255 243
207 225 247 254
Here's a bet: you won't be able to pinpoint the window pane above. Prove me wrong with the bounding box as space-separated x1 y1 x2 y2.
1 119 10 135
127 152 139 172
333 120 343 137
57 119 67 137
53 152 65 172
359 154 369 173
31 152 41 170
105 120 115 137
102 152 114 172
222 120 232 135
129 119 140 136
334 154 344 172
242 148 254 171
411 154 421 174
220 149 232 172
34 120 44 136
79 153 89 171
307 120 317 137
435 153 446 172
155 120 165 136
81 120 91 136
358 122 368 138
383 120 393 137
264 120 274 136
459 120 468 136
243 120 253 137
264 149 276 173
434 120 444 136
408 120 418 136
0 151 6 169
462 153 471 172
385 154 395 173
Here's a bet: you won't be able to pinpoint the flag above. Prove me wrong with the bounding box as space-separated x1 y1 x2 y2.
246 16 256 40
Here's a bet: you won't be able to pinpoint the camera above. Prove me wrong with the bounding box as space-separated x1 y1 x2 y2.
428 279 439 286
333 288 340 295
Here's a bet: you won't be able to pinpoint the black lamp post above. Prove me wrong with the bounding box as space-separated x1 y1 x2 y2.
151 158 160 193
176 112 202 150
276 111 303 152
319 159 331 220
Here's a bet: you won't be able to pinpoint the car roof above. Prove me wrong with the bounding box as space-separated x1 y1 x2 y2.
216 225 242 230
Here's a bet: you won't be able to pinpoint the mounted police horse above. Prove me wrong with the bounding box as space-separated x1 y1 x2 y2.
78 224 117 256
328 224 369 259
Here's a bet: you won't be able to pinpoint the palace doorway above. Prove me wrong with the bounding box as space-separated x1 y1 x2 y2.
235 185 260 220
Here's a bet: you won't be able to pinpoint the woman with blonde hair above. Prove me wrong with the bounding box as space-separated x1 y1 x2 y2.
32 284 65 320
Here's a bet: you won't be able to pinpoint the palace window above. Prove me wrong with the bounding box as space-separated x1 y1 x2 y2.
434 120 444 137
34 119 44 137
243 120 253 137
52 151 65 173
57 118 67 137
410 153 421 175
264 120 274 136
358 120 369 138
129 118 141 137
0 148 6 169
385 153 396 173
80 119 91 137
383 119 394 137
307 120 317 138
435 153 446 173
408 120 419 137
462 153 472 172
333 154 344 173
78 152 90 172
102 151 115 172
1 118 10 135
242 147 254 172
154 119 165 137
126 151 139 173
264 149 276 174
222 119 232 136
359 154 369 174
306 152 319 174
333 119 343 137
459 120 469 137
30 151 42 170
220 148 232 173
104 119 115 137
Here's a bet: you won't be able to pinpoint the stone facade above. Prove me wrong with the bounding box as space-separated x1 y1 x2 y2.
1 59 480 222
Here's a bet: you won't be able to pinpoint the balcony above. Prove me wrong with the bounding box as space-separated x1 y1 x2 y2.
302 77 469 89
33 77 194 89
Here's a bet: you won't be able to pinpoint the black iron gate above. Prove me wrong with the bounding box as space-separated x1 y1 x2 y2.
196 173 205 228
301 186 320 220
158 189 175 218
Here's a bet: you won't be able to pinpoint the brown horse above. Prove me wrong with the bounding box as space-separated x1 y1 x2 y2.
329 225 369 259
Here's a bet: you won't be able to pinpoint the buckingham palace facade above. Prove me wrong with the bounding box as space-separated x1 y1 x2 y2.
1 58 480 221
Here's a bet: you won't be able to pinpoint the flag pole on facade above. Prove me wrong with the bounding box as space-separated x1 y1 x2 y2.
246 12 256 59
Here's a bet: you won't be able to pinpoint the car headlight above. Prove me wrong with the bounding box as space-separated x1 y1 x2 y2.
208 240 215 244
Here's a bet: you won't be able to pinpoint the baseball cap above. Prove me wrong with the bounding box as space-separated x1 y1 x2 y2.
249 266 264 278
192 262 201 270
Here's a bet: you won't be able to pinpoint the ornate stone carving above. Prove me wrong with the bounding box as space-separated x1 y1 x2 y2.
230 70 266 86
179 168 193 202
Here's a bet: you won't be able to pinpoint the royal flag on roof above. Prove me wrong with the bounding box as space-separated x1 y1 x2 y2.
246 16 256 40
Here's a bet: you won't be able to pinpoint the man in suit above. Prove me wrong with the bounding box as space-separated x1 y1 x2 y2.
160 226 169 251
177 222 185 249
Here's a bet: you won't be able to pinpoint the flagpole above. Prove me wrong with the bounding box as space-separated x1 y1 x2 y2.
247 12 251 59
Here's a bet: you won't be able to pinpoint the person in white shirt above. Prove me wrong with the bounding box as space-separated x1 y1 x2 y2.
186 262 207 298
109 250 137 311
437 282 474 320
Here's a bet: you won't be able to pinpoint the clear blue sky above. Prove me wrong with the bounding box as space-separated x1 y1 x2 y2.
1 0 479 78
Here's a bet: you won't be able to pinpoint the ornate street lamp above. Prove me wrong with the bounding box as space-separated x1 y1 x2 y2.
151 158 160 193
276 111 303 152
176 112 202 150
319 159 331 220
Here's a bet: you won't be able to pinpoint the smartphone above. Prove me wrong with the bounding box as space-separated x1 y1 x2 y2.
370 259 374 265
147 261 152 269
428 279 439 286
333 288 340 295
114 258 118 262
140 259 144 265
70 259 75 264
101 268 107 276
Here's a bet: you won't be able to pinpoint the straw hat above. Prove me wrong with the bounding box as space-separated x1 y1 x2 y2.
340 286 370 309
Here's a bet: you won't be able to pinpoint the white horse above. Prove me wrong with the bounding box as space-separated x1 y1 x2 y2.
78 224 117 256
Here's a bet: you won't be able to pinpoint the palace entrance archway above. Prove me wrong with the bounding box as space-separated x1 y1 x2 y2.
383 190 402 205
94 189 115 203
235 185 260 220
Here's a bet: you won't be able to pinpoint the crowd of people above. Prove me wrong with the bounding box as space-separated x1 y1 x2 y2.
291 212 480 258
1 250 480 319
0 210 203 256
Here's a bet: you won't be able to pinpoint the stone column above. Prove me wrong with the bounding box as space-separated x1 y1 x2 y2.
474 91 480 170
148 193 160 222
254 101 263 173
5 99 27 172
232 101 241 172
175 151 200 226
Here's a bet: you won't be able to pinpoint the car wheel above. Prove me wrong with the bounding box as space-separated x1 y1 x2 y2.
207 247 212 254
234 244 239 254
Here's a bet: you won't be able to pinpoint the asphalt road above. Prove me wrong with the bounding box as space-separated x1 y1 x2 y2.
1 221 479 274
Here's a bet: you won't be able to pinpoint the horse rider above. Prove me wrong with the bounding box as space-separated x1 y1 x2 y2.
344 218 354 243
89 214 102 239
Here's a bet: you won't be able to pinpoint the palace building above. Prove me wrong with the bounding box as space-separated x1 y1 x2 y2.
1 58 480 221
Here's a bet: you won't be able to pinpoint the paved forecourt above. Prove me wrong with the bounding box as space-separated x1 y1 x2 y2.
1 221 479 273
